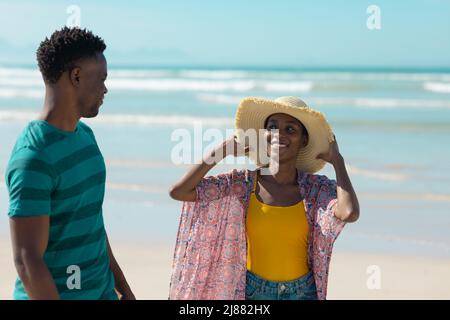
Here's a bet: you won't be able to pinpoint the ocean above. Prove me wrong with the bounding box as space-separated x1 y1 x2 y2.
1 66 450 258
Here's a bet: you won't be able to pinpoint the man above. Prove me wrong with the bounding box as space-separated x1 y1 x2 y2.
5 27 135 300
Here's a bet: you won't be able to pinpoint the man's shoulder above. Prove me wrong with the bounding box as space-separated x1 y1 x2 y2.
15 121 50 150
9 121 54 161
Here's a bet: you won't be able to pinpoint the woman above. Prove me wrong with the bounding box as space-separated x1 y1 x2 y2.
169 96 359 300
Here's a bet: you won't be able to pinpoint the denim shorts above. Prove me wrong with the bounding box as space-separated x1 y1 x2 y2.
245 270 318 300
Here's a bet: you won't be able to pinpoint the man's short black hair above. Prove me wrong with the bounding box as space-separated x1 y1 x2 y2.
36 27 106 83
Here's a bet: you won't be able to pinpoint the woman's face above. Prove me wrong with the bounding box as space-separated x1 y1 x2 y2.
264 113 308 163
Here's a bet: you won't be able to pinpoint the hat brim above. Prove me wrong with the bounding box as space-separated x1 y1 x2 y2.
234 97 334 173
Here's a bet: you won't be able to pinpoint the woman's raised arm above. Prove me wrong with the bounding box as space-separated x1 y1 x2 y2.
169 135 249 201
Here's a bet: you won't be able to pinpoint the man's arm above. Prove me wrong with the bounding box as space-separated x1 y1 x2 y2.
9 216 59 299
106 235 135 300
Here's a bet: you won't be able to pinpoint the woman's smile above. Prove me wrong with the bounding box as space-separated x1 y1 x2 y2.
270 138 289 148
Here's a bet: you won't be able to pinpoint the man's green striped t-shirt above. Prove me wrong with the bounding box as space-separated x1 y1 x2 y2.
5 120 117 300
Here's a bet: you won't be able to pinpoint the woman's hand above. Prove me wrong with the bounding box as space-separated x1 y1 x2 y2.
316 134 343 166
170 135 249 202
316 134 360 223
212 135 250 160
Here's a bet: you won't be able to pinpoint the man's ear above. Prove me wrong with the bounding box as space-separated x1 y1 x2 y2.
69 67 82 87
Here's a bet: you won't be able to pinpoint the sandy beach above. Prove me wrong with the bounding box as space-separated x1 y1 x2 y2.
1 239 449 300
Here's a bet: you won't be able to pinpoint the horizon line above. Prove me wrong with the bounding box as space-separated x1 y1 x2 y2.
1 63 450 73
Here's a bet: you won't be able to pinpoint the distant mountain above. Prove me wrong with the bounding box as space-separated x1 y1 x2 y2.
0 37 197 67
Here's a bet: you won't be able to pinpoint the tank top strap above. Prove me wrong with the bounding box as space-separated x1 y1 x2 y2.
252 169 259 193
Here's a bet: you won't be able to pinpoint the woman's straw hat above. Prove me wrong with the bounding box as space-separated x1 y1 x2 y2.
235 96 334 173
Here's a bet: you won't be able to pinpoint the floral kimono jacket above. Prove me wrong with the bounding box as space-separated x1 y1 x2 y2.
169 168 346 300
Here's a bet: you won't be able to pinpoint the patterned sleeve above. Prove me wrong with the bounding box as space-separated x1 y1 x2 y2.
195 171 233 202
314 174 346 240
170 168 249 300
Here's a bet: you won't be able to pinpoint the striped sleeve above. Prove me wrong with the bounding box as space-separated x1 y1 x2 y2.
5 147 56 217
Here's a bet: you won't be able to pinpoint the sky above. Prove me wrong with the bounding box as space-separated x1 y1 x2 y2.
0 0 449 68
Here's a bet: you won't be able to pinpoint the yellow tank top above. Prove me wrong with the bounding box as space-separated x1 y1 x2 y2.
246 176 309 282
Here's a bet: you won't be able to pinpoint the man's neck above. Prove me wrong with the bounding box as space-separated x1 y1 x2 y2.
39 87 79 132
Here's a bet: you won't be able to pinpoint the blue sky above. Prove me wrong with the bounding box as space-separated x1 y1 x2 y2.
0 0 449 67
